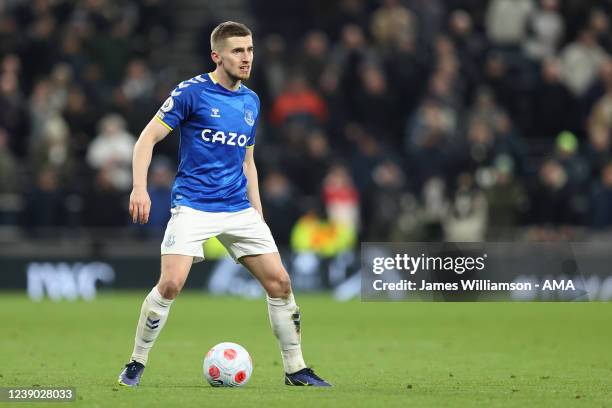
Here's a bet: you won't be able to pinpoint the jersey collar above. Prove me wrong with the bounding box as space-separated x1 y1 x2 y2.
208 72 242 92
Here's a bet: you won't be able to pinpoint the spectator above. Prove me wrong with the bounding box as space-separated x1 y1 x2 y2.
134 0 174 47
421 176 448 224
588 8 612 53
587 59 612 133
0 69 29 156
484 53 518 116
23 167 66 229
86 113 135 191
58 28 88 76
350 64 399 144
29 115 73 180
48 63 72 112
554 130 589 189
370 0 416 51
349 125 386 193
409 0 445 48
282 128 331 196
88 17 132 83
269 73 328 127
322 0 370 41
430 35 463 110
295 31 329 89
383 32 427 118
62 85 98 157
0 127 18 193
261 170 299 245
492 112 527 176
0 15 22 56
327 23 377 118
584 125 611 179
485 0 535 47
82 167 128 228
485 155 528 237
524 0 564 60
590 161 612 228
28 79 63 143
363 160 406 240
467 87 504 131
532 58 575 139
405 99 455 187
21 14 56 85
252 34 288 109
448 10 486 98
443 172 488 241
530 158 574 225
3 0 612 239
560 29 607 97
322 164 360 231
459 118 498 172
120 59 155 103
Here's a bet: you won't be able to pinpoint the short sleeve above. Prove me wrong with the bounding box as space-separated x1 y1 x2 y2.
155 84 199 131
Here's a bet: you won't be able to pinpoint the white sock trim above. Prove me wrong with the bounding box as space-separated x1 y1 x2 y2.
151 286 174 307
266 292 295 306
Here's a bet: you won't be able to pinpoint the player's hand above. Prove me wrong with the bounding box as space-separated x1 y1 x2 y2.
129 188 151 224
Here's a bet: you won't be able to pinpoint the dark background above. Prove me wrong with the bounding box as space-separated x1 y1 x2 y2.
2 0 612 295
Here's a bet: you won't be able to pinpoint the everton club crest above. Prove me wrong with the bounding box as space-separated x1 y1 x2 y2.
244 108 255 126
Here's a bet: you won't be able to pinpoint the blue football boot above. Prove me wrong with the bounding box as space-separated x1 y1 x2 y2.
118 361 145 387
285 368 332 387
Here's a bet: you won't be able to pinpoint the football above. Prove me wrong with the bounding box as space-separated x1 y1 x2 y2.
203 342 253 387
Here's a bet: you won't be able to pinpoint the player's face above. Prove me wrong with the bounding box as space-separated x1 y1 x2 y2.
218 36 254 81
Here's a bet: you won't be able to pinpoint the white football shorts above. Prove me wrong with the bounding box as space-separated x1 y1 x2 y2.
160 205 278 263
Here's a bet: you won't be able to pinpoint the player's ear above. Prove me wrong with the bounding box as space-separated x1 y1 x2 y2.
211 50 221 65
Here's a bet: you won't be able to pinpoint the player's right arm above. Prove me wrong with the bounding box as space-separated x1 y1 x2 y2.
131 79 197 223
130 118 171 224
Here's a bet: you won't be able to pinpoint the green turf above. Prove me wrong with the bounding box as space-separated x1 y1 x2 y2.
0 292 610 407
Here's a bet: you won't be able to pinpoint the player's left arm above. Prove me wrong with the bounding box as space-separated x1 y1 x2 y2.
243 147 264 220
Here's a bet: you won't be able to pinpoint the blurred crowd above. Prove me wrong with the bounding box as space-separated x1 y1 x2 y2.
0 0 175 235
2 0 612 248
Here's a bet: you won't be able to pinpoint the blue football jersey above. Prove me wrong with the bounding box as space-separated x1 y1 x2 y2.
155 73 260 212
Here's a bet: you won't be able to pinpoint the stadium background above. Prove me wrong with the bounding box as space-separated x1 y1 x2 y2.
1 0 612 297
1 2 612 407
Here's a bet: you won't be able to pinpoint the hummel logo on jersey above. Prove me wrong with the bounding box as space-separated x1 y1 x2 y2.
211 108 221 118
201 129 249 147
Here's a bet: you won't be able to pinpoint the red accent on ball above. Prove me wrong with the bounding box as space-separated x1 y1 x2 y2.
224 348 237 360
235 370 246 383
208 365 220 379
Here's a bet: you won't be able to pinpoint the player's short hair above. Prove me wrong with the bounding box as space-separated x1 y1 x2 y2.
210 21 252 51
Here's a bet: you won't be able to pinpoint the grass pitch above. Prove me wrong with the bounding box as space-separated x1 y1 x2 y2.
0 292 610 407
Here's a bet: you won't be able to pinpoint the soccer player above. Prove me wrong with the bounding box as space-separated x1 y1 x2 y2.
117 22 331 387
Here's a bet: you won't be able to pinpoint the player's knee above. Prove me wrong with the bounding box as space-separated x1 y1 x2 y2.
157 280 182 299
266 273 292 299
278 276 291 298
